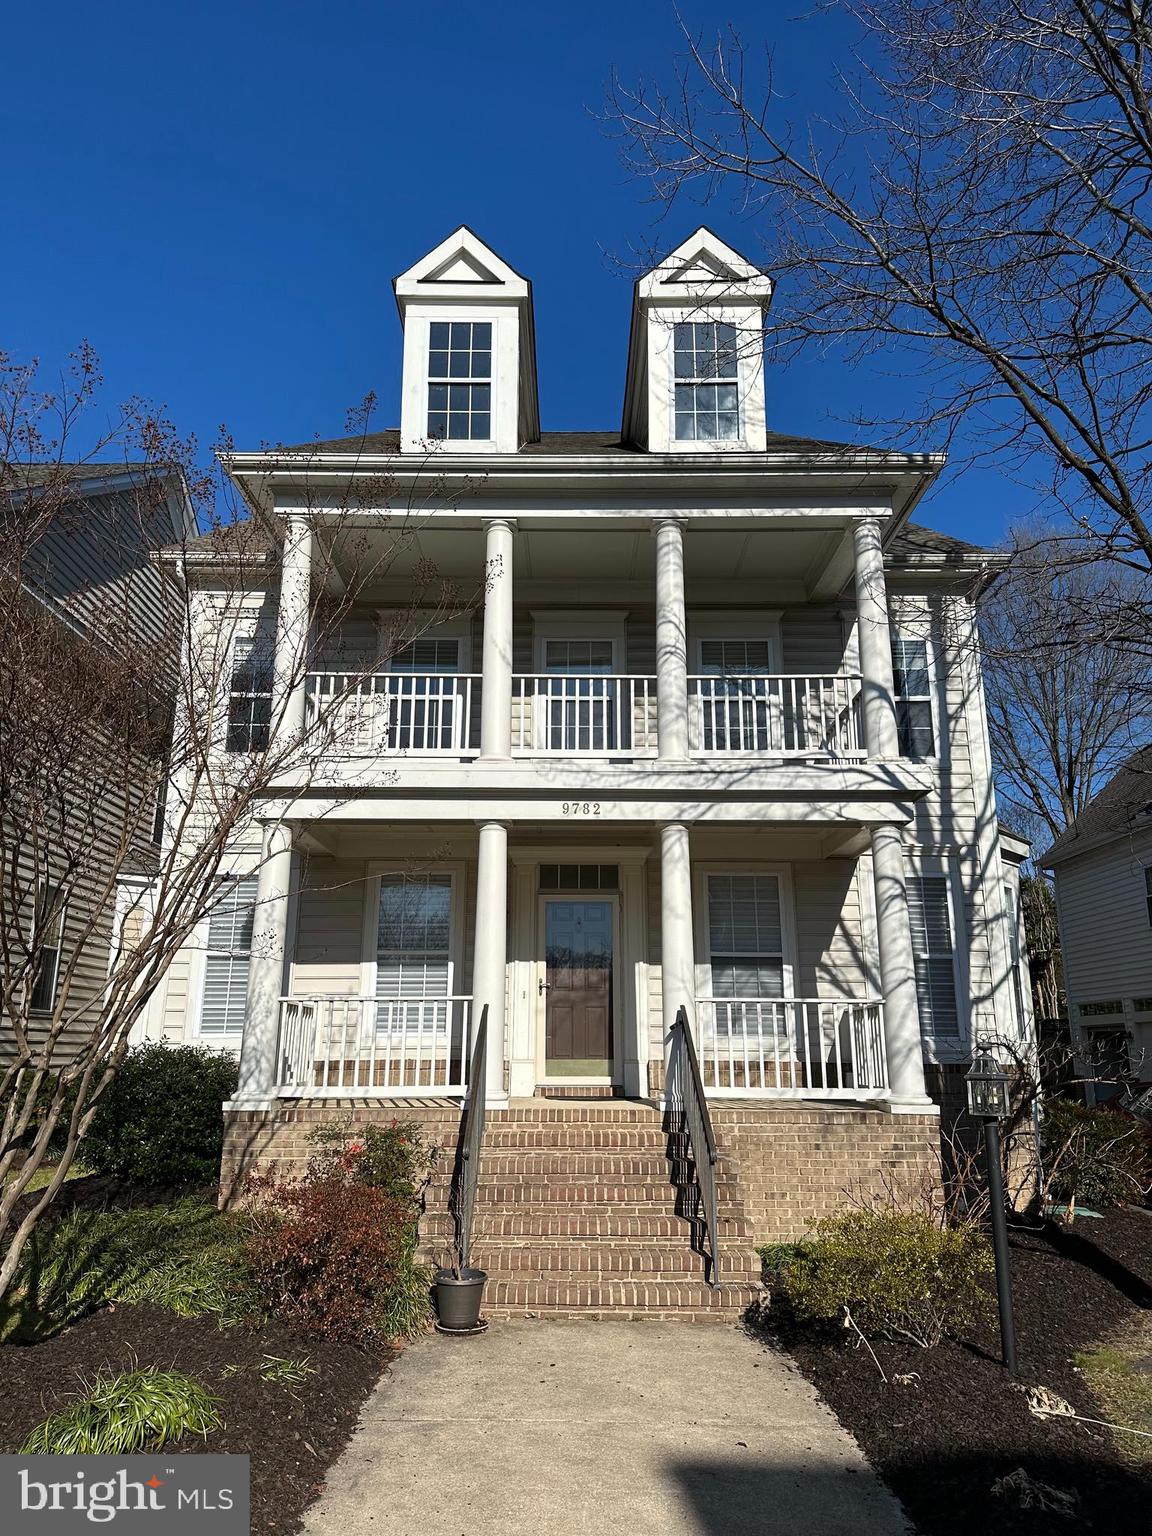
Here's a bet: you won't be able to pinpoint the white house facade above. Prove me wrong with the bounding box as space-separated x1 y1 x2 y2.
147 228 1033 1317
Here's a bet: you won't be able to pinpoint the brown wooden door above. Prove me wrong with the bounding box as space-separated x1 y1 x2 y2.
544 899 613 1075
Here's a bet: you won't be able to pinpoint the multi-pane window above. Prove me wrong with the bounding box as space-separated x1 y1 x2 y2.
384 637 463 751
699 639 772 752
376 874 453 1017
29 882 66 1012
390 637 461 673
674 322 740 441
544 639 614 674
200 877 257 1034
427 321 492 440
542 639 618 751
706 874 785 999
699 639 771 675
226 637 274 753
908 875 960 1039
539 864 620 891
891 635 935 758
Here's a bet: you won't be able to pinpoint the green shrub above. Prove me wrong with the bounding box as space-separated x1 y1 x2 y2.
80 1042 238 1186
308 1118 438 1199
1041 1099 1152 1213
1 1198 256 1342
22 1368 221 1455
760 1208 993 1348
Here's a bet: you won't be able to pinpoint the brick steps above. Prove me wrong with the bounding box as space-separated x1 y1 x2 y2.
470 1242 761 1280
483 1276 760 1321
423 1210 749 1240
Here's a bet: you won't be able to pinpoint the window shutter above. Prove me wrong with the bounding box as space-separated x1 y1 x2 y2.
200 878 257 1035
907 876 960 1038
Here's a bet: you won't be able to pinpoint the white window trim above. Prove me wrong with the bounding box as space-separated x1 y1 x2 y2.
530 611 628 673
905 854 970 1062
375 610 474 673
688 611 783 673
890 615 942 765
653 304 765 454
359 862 467 1004
692 863 798 1001
417 313 499 452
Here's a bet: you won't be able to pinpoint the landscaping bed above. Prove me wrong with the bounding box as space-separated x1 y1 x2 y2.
0 1302 390 1536
754 1207 1152 1536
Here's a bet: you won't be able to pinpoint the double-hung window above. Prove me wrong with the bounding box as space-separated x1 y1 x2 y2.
226 637 274 753
375 873 453 1032
698 639 772 752
427 322 491 441
387 636 463 751
907 875 960 1042
1004 882 1026 1030
706 873 786 1035
200 877 257 1035
891 634 935 758
674 322 740 441
29 882 66 1012
542 638 617 751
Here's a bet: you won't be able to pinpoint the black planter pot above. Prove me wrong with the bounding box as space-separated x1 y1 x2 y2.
434 1267 487 1331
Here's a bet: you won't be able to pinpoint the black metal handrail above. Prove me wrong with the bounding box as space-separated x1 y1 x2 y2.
671 1004 721 1287
452 1002 488 1270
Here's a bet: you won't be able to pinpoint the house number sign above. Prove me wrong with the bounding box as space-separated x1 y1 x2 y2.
561 801 601 816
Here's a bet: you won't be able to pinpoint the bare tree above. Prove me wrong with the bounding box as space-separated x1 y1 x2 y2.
610 2 1152 616
0 347 475 1299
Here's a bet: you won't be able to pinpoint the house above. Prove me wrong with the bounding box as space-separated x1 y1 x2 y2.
152 227 1033 1315
2 462 194 1051
1042 746 1152 1104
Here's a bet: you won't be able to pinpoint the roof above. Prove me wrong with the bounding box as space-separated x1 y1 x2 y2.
269 427 917 459
1042 745 1152 865
8 462 165 488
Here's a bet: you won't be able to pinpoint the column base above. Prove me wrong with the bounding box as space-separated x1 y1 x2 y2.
884 1096 941 1117
222 1096 277 1113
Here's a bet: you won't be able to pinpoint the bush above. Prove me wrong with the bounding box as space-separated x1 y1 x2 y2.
1042 1099 1152 1213
244 1172 429 1341
1 1198 256 1342
760 1208 993 1348
308 1118 438 1199
80 1042 239 1186
22 1368 220 1454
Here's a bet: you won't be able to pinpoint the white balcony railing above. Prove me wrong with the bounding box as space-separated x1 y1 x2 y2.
511 674 658 755
276 994 474 1095
307 672 481 754
689 674 863 758
693 997 888 1098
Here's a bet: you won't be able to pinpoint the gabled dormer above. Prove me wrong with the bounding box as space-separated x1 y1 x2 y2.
394 227 539 454
621 228 774 453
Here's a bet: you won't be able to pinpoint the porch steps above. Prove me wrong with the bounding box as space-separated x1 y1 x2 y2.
420 1100 761 1320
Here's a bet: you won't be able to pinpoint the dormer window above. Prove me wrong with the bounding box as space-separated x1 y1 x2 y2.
674 322 740 442
428 321 492 440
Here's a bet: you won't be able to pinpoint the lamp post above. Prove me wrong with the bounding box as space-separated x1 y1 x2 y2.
966 1051 1017 1374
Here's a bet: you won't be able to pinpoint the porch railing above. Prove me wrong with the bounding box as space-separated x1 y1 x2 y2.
694 997 888 1098
669 1005 721 1287
307 672 481 754
450 1002 488 1271
511 673 658 755
689 673 863 758
276 995 474 1095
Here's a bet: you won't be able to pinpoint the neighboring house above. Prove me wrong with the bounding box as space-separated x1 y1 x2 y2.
1042 746 1152 1103
154 227 1033 1315
3 463 195 1046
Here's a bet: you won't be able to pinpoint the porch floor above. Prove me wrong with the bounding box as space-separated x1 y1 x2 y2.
302 1320 909 1536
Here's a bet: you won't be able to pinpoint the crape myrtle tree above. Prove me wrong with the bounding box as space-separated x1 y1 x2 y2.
610 2 1152 635
0 345 475 1300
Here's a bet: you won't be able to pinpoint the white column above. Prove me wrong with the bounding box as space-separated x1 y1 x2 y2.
871 823 935 1112
235 821 294 1105
473 821 509 1104
852 518 900 760
660 822 696 1084
480 518 515 760
654 518 690 760
274 514 313 745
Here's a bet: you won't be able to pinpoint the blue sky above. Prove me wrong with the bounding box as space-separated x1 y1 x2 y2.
2 0 1023 545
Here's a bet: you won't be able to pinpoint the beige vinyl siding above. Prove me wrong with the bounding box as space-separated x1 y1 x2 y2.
792 860 872 997
781 608 848 675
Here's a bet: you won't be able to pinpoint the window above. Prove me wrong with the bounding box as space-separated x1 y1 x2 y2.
389 637 461 673
1004 882 1026 1030
674 321 740 441
376 874 453 1027
200 877 257 1034
539 864 619 891
226 637 273 753
1144 866 1152 925
1132 997 1152 1015
542 639 618 751
698 639 771 675
908 875 960 1039
544 639 614 674
29 882 66 1012
698 639 772 752
1079 999 1123 1018
706 873 785 999
427 321 491 440
891 634 935 758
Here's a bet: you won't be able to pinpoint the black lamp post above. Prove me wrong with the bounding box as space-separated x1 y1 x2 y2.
966 1051 1017 1373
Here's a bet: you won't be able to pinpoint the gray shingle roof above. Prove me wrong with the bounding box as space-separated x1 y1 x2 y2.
1042 745 1152 864
272 427 914 458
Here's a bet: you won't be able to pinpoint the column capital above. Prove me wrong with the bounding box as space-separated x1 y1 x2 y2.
483 516 519 535
651 515 687 536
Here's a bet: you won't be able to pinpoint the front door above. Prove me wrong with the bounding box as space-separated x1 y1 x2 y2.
544 898 613 1077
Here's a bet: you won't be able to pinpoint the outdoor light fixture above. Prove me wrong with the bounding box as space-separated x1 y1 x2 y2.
966 1049 1018 1374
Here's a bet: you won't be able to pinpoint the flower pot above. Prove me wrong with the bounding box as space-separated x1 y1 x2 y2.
434 1267 487 1331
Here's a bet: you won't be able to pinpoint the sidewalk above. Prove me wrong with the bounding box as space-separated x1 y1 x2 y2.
304 1320 912 1536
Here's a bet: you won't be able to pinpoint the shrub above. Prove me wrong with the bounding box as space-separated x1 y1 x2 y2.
1041 1099 1152 1214
307 1118 437 1200
760 1208 993 1348
79 1042 239 1186
244 1173 430 1341
1 1198 256 1342
21 1368 221 1454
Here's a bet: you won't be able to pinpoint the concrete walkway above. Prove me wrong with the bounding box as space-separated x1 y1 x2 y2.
305 1321 911 1536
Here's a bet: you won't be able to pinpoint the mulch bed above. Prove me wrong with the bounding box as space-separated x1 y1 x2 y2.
752 1206 1152 1535
0 1303 393 1536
